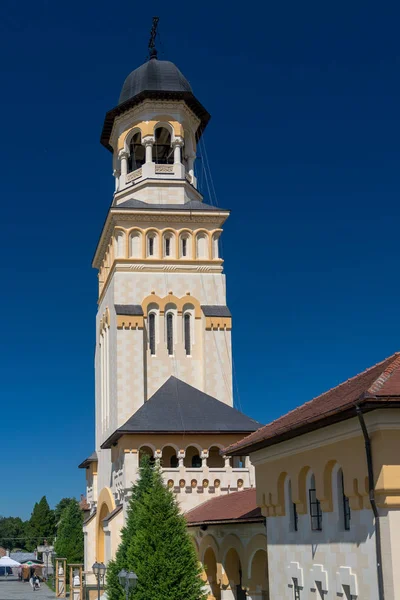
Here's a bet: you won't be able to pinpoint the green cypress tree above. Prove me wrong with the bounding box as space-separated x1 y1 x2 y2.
26 496 55 550
106 456 154 600
54 499 84 565
128 466 206 600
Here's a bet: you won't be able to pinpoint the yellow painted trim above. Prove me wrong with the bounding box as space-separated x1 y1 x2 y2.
205 317 232 331
116 315 144 329
96 487 115 562
142 293 202 318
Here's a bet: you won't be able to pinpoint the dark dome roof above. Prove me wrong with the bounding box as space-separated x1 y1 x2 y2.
119 58 192 105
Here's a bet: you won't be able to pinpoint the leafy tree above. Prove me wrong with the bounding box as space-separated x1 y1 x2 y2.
54 499 84 565
25 497 55 550
0 516 27 550
127 465 206 600
106 456 154 600
54 498 75 525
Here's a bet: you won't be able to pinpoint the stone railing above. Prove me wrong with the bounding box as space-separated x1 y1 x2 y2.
126 167 142 183
155 164 174 174
161 465 251 493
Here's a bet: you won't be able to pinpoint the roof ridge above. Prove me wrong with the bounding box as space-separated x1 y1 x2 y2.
262 352 400 432
225 352 400 454
368 353 400 394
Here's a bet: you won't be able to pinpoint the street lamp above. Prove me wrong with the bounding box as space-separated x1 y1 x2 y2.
118 569 138 600
43 547 51 581
92 562 106 600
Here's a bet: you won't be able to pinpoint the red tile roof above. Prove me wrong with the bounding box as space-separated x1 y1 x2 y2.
225 352 400 455
185 488 262 525
79 495 90 511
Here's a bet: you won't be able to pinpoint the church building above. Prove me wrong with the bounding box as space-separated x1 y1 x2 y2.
79 39 269 599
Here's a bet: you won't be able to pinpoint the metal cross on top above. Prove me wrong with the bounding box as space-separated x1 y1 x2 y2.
148 16 160 57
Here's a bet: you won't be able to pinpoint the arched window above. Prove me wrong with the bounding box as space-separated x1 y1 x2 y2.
149 313 156 355
309 473 322 531
115 231 125 258
163 233 175 258
212 233 220 259
161 446 178 468
128 132 145 172
147 233 157 257
184 313 191 355
196 233 208 259
287 479 298 532
152 127 173 164
166 313 174 355
207 446 224 468
184 446 202 468
338 469 351 530
180 234 191 258
129 231 141 258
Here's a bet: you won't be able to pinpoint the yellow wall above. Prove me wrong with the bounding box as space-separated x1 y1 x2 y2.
252 416 400 516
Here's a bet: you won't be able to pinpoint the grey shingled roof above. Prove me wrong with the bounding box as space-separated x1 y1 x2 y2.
102 505 123 524
115 305 144 316
101 377 262 448
119 58 192 105
201 305 232 317
114 199 226 212
78 451 98 469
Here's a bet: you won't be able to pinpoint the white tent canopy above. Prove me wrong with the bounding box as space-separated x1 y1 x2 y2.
0 556 21 568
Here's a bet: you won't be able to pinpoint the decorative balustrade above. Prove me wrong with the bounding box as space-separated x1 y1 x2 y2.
155 164 174 174
126 167 142 183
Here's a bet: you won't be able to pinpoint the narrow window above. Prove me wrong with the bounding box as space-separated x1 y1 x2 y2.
167 313 173 355
309 485 322 531
293 502 298 532
149 313 156 355
165 237 170 257
293 578 301 600
148 236 154 256
341 472 351 530
184 313 191 355
182 237 187 257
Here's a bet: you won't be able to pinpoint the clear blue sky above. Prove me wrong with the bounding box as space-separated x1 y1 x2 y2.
1 0 399 520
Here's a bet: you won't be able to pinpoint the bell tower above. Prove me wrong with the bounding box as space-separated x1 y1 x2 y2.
93 41 234 461
80 26 262 576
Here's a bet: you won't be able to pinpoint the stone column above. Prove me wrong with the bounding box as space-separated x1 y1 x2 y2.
201 449 209 469
118 150 129 188
178 449 185 468
142 136 154 163
187 154 195 179
172 138 184 164
113 168 120 192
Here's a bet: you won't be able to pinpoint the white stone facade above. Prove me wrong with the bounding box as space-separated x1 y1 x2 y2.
267 505 377 599
81 66 261 578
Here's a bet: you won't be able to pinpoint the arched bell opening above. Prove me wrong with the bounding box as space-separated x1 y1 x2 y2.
128 132 145 172
153 127 173 164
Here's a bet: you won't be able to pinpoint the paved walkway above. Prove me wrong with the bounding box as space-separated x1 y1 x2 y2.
0 577 55 600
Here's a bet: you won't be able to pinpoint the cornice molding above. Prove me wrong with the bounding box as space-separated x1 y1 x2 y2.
93 211 228 269
110 100 201 150
97 261 223 305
